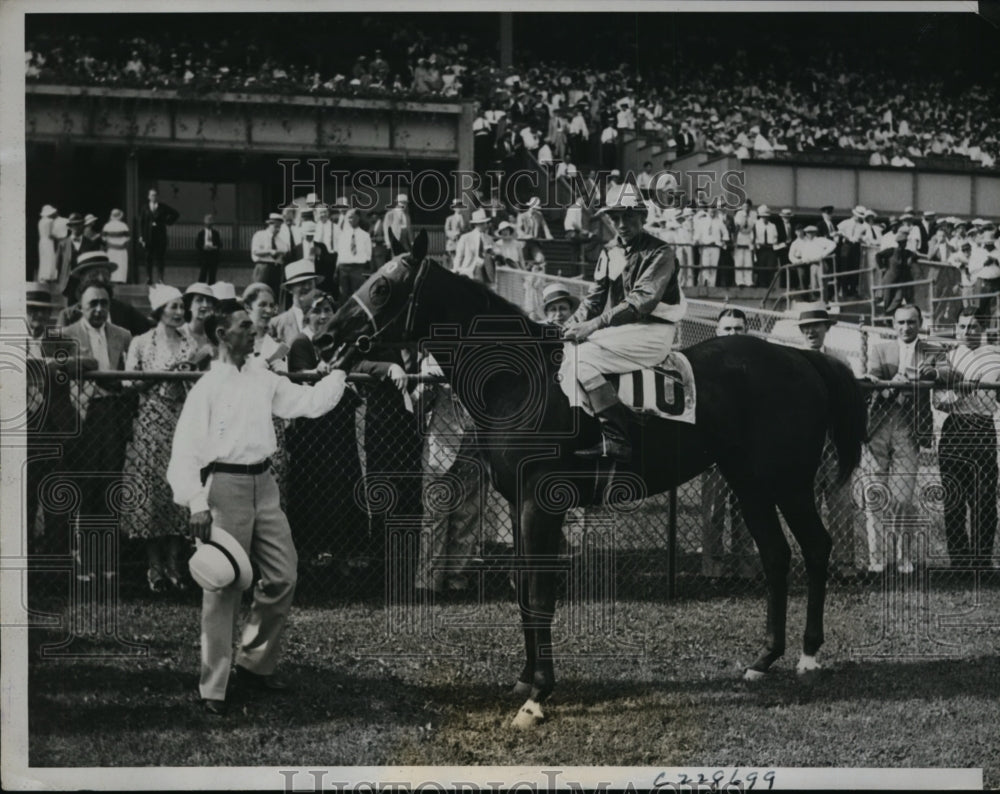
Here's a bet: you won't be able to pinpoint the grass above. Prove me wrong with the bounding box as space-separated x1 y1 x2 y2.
23 575 1000 784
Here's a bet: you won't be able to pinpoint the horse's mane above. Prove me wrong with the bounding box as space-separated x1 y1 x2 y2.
427 260 549 337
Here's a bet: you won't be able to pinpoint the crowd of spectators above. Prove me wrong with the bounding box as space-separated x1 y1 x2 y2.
26 21 1000 172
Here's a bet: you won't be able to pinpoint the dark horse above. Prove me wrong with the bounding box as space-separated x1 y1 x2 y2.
317 231 867 728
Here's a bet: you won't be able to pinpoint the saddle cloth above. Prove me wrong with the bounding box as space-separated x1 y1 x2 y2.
603 350 697 424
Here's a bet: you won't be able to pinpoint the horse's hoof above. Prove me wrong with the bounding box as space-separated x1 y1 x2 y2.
743 667 767 682
511 699 545 729
796 654 822 675
510 680 532 698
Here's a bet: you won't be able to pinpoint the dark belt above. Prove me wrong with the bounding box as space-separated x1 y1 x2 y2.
200 458 271 486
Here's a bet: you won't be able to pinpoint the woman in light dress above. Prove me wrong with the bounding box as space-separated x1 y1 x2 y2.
102 209 131 283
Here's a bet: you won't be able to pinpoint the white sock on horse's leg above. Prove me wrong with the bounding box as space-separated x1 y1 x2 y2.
511 680 532 697
796 653 821 674
511 698 545 729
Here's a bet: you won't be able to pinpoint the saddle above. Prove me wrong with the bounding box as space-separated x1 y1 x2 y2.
605 350 697 425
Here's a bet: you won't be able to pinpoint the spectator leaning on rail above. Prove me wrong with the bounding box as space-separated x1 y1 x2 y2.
795 301 863 579
862 304 943 575
57 251 154 337
933 308 1000 570
122 284 212 594
560 182 684 462
166 302 349 717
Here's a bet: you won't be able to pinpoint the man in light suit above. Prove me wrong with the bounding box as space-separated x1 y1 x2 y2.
59 284 134 576
269 260 319 347
863 304 943 574
383 194 413 252
452 209 494 282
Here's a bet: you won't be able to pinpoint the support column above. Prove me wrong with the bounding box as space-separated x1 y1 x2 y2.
457 101 475 177
124 150 140 285
500 13 513 70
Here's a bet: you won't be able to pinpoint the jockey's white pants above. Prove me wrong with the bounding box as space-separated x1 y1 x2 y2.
559 322 677 408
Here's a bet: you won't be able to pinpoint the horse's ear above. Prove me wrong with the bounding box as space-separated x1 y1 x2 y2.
387 228 406 257
411 229 428 265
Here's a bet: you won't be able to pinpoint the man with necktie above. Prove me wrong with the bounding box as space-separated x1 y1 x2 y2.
863 305 943 574
251 214 290 298
334 209 373 298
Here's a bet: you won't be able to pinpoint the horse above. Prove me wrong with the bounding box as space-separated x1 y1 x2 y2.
315 230 867 729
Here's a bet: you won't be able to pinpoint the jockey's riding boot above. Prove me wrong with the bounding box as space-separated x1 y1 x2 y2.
575 381 632 463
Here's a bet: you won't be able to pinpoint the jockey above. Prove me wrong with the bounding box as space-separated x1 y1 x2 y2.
560 182 686 462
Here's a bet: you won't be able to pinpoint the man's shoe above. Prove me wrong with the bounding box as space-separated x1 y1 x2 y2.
234 664 292 692
201 698 226 717
575 402 632 463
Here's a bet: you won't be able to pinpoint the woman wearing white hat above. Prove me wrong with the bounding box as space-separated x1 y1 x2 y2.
443 200 467 270
492 221 526 269
37 204 60 283
123 284 203 593
102 209 131 284
80 213 105 255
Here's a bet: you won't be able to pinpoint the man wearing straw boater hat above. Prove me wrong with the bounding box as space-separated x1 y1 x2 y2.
270 259 320 347
167 300 350 717
56 251 153 337
559 182 686 462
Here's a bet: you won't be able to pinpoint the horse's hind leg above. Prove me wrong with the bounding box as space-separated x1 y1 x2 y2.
734 493 791 679
778 486 833 674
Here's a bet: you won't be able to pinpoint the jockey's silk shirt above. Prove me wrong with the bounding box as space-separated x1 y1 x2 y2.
574 230 684 327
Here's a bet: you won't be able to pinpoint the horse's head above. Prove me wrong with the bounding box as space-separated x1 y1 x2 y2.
314 229 428 369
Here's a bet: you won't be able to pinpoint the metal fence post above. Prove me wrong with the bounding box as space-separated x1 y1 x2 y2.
668 485 678 599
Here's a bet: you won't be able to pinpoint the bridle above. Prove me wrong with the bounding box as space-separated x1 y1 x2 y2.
330 256 431 365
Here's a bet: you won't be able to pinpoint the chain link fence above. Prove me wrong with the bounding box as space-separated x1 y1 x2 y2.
19 282 1000 618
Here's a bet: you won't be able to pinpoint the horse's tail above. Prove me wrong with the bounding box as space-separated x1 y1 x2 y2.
802 350 868 486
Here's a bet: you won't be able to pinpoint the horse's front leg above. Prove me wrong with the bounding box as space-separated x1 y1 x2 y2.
512 499 562 729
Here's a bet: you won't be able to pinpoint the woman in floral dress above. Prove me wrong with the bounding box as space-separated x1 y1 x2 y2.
122 285 211 593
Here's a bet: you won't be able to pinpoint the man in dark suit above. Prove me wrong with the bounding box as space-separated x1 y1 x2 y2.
775 208 795 287
59 284 135 579
138 187 180 285
25 283 94 557
195 214 222 284
55 213 86 299
56 252 154 337
863 304 943 574
916 210 936 255
817 205 838 239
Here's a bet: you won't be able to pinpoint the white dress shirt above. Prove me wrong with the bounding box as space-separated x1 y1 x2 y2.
335 227 373 264
898 339 917 375
167 360 347 514
84 322 112 371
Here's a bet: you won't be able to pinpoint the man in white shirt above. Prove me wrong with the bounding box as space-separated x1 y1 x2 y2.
836 206 868 299
313 205 337 252
453 209 494 282
251 214 291 298
335 209 373 298
732 201 756 287
277 207 301 251
934 308 1000 568
797 226 837 299
600 123 618 169
167 306 348 716
636 161 654 191
695 203 730 287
